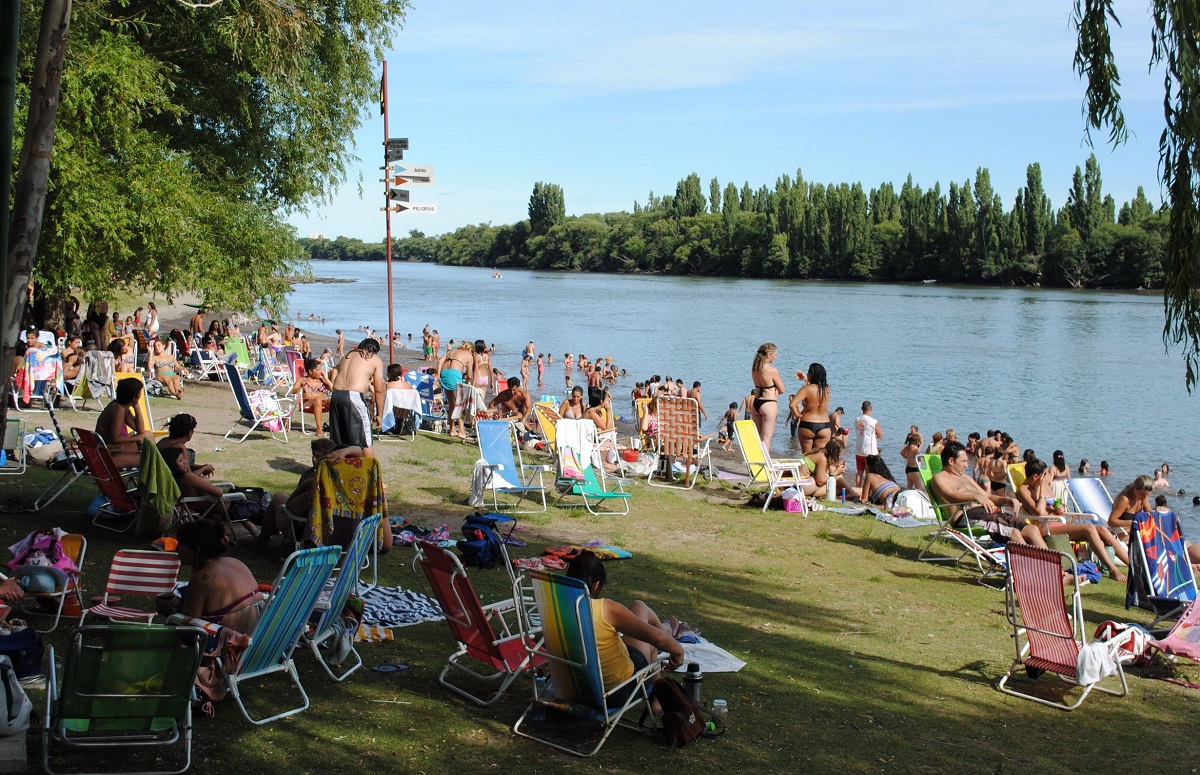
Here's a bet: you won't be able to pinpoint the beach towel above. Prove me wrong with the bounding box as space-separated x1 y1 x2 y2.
874 509 938 529
670 636 747 674
356 624 394 643
359 585 443 627
310 458 387 548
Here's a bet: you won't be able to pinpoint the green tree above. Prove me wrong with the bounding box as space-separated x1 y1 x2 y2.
1023 162 1050 255
709 176 721 215
528 181 566 236
1073 1 1200 387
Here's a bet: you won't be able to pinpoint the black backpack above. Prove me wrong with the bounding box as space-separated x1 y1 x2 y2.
457 513 506 568
648 677 725 749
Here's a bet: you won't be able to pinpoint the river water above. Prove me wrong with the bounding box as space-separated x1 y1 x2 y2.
288 260 1200 532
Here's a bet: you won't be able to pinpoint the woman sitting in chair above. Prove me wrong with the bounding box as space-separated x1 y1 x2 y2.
293 358 334 438
94 377 154 468
150 338 185 400
559 385 585 420
175 519 265 635
157 413 226 498
566 551 684 701
108 339 136 374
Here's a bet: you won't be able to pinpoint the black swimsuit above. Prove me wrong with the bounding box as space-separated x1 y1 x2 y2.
752 385 776 413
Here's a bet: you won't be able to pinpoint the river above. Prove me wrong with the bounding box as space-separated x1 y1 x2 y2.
287 260 1200 533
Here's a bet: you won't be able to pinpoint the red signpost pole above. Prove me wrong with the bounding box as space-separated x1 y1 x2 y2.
382 60 395 365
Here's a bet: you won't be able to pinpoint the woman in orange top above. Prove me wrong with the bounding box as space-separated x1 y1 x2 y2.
566 551 684 701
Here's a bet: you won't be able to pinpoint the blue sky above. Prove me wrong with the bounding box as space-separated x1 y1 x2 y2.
287 0 1167 241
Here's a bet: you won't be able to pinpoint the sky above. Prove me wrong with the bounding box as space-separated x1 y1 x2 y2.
287 0 1169 242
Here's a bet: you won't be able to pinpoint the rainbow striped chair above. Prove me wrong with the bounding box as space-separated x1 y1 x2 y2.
512 569 660 756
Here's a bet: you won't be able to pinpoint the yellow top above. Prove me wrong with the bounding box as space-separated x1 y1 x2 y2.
589 598 633 690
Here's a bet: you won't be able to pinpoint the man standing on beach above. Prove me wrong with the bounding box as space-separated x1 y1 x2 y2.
335 329 345 360
854 401 881 488
329 338 386 457
687 381 709 422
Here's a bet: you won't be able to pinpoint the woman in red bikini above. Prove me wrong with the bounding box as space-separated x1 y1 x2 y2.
176 519 265 635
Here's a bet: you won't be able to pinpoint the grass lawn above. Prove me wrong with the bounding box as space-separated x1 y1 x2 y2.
4 377 1198 774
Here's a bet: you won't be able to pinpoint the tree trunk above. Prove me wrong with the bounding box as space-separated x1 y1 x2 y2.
1 0 71 430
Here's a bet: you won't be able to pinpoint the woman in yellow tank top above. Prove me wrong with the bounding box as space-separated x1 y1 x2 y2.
567 552 684 697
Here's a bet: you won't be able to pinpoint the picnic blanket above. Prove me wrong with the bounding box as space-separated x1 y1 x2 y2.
874 509 938 529
360 584 444 627
671 636 746 674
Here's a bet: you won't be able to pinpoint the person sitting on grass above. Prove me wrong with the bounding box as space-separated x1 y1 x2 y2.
860 454 903 507
258 439 363 551
1015 458 1128 582
799 437 857 500
565 550 684 703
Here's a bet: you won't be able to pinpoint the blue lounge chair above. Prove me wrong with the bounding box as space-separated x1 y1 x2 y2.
1064 477 1114 524
404 369 444 427
512 569 661 757
222 362 293 443
301 514 383 681
477 420 549 513
42 624 207 775
214 546 340 724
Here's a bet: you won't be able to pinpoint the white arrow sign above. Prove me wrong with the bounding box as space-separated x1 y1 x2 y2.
394 164 433 177
395 203 438 214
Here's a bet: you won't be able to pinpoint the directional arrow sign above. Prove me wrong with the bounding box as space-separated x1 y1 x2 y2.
386 148 404 162
387 188 410 202
394 164 433 177
386 137 409 150
392 175 435 187
394 203 438 214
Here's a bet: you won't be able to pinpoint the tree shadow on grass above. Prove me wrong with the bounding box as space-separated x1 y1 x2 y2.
265 456 308 474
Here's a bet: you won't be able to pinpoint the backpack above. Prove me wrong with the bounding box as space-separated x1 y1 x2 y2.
649 677 724 749
0 656 31 736
892 489 935 521
457 513 506 569
1094 620 1154 666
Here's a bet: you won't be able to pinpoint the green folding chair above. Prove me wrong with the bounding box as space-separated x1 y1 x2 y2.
42 624 206 775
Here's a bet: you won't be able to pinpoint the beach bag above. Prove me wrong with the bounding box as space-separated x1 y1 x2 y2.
457 513 505 569
0 628 44 680
248 390 285 432
0 656 31 736
649 677 724 749
892 489 934 521
1094 621 1154 666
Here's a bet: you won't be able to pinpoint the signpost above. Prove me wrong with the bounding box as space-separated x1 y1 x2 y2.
391 175 434 187
390 203 438 214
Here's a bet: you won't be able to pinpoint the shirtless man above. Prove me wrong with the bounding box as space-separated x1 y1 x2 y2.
687 381 708 421
328 338 386 457
488 377 532 425
335 329 345 359
189 310 205 336
524 341 536 361
931 441 1043 547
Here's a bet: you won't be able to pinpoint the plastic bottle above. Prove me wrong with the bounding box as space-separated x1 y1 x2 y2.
0 450 6 467
531 669 547 721
840 489 846 504
683 663 703 704
826 476 836 501
711 698 728 720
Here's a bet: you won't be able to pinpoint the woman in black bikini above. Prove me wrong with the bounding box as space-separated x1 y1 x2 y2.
750 343 784 451
1108 474 1154 535
795 362 831 454
900 431 923 488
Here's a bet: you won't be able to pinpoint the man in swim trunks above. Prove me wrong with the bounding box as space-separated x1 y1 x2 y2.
488 376 533 426
854 400 882 488
329 338 386 457
931 441 1040 547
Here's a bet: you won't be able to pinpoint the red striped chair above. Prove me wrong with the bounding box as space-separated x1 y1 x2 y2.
79 550 181 624
997 542 1128 710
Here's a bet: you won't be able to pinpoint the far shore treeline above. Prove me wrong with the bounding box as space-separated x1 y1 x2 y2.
300 155 1165 289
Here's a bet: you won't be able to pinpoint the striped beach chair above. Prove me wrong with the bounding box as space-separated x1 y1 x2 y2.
219 546 340 724
998 542 1127 710
80 550 181 625
301 514 382 682
1064 477 1113 524
512 569 660 757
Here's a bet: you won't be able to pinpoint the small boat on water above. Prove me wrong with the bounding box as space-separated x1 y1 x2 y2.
921 279 937 284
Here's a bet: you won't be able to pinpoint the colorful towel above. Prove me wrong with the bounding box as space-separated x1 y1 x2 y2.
310 458 388 548
360 584 443 627
356 624 394 643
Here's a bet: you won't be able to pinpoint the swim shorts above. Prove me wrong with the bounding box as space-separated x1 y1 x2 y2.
329 390 372 449
440 368 463 392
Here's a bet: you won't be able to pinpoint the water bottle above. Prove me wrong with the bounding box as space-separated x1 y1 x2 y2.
683 663 703 704
531 669 547 721
826 476 836 501
711 698 728 720
840 489 846 504
0 450 6 467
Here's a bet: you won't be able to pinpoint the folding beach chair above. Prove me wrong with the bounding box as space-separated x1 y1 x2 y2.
0 417 26 475
1065 477 1114 525
513 568 661 757
222 362 293 443
379 388 420 440
914 454 1008 587
1126 509 1198 626
415 540 543 706
1151 600 1200 663
31 401 90 512
74 350 116 411
190 349 227 382
997 542 1128 711
732 419 810 512
80 550 181 624
113 373 169 438
72 428 143 532
533 403 561 454
13 348 64 410
213 546 340 724
224 336 251 369
477 420 549 514
14 532 86 633
646 395 711 489
302 458 387 573
404 369 444 427
42 624 207 775
301 513 382 681
555 419 631 515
